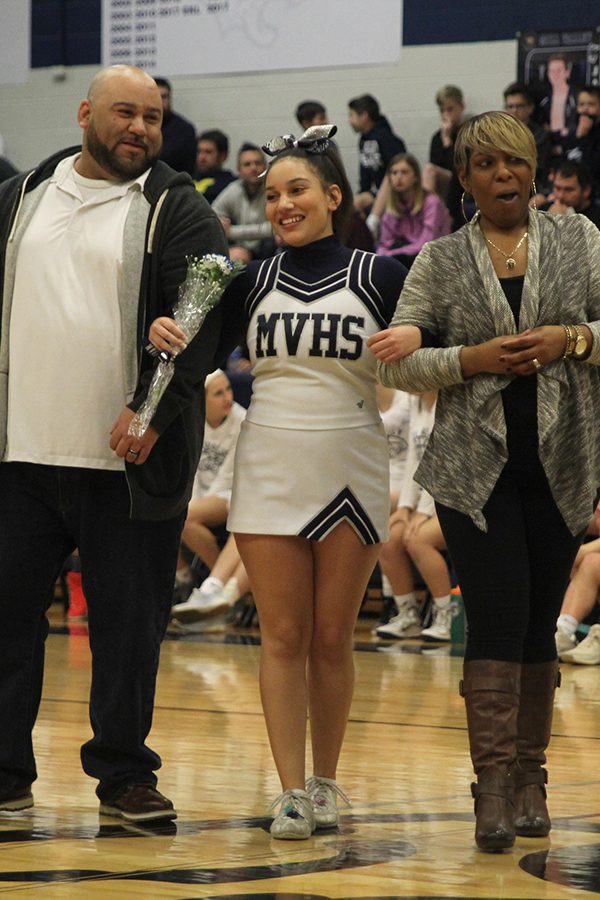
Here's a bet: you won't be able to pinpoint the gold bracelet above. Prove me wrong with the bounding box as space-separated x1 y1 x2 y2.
562 323 576 358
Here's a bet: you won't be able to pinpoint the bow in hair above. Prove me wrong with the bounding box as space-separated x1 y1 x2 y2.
262 124 337 157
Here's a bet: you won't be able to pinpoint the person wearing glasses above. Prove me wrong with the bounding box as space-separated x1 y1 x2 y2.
503 82 552 193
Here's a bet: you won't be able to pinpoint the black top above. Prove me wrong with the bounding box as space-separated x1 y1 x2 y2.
499 275 538 468
429 128 459 172
159 110 197 176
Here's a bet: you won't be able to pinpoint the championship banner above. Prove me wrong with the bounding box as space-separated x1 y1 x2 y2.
102 0 402 76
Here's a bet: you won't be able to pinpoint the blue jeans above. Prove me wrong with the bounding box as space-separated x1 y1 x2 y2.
0 462 184 800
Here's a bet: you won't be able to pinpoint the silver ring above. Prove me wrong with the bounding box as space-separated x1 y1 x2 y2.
532 357 542 371
127 448 140 457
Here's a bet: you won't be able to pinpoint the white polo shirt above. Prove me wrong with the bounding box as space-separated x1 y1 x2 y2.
5 154 148 470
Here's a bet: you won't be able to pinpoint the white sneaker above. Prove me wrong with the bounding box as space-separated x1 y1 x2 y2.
171 583 228 623
420 603 452 642
306 776 350 829
556 626 577 657
560 624 600 665
170 614 228 635
375 606 421 640
269 789 315 840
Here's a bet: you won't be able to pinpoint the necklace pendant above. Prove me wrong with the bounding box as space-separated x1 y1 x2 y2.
506 257 516 270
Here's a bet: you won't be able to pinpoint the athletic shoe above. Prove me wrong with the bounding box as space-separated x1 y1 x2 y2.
170 614 228 635
560 624 600 665
306 776 350 828
66 571 87 619
171 583 228 623
99 784 176 822
556 626 577 657
375 606 421 640
0 786 33 812
269 788 315 840
420 604 452 642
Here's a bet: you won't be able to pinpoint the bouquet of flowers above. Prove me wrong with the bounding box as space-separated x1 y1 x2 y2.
128 254 244 439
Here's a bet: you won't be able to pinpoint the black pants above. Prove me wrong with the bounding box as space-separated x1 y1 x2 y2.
0 462 184 800
436 459 584 664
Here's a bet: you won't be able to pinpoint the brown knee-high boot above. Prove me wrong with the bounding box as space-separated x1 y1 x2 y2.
460 660 520 851
514 660 560 837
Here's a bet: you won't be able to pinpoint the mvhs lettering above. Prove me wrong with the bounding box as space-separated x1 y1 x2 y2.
255 312 364 360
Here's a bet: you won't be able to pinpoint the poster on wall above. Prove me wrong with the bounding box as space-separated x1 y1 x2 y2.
0 0 30 86
517 26 599 131
102 0 402 75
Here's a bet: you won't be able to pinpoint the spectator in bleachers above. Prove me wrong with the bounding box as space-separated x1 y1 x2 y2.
155 77 197 175
194 129 237 204
348 93 406 214
541 160 600 229
422 85 465 200
376 153 450 268
295 100 328 130
171 369 245 603
376 392 452 643
212 142 274 262
565 85 600 191
503 82 552 192
555 525 600 665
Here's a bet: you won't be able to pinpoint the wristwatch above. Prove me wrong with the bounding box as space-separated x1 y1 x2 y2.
572 324 588 359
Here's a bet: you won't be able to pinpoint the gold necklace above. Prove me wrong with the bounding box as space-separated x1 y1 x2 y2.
483 230 528 270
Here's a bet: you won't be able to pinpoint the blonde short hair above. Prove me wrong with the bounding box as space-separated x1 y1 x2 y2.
435 84 464 108
454 111 537 177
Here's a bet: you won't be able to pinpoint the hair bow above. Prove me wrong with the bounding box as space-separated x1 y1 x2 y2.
262 124 337 157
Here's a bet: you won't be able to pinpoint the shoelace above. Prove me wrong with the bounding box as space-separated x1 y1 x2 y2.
305 776 351 808
269 789 312 819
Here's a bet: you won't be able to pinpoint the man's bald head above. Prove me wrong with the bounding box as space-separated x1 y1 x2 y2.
87 65 160 106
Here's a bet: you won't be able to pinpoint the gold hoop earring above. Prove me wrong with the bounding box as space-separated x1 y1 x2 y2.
530 180 538 210
461 191 479 224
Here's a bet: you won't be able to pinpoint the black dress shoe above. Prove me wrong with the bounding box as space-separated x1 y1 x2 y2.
99 784 177 822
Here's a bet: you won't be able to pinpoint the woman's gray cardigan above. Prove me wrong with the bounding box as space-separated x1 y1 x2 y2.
378 210 600 535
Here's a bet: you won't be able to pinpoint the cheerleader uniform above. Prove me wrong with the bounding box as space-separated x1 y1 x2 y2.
223 235 406 544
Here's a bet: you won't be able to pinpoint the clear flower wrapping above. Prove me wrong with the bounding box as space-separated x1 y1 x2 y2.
128 254 244 439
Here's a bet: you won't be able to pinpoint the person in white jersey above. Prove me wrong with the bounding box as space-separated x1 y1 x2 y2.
149 126 423 839
0 65 227 822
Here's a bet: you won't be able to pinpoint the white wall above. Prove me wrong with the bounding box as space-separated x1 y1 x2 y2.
0 40 516 188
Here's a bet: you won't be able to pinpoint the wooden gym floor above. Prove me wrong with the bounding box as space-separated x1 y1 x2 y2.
0 602 599 899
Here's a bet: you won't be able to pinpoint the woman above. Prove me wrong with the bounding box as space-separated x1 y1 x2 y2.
370 111 600 851
376 153 450 268
149 127 413 839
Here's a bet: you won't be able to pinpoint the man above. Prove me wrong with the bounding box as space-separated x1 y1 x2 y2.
295 100 328 131
154 76 197 175
211 142 273 261
347 93 406 213
194 129 237 204
420 84 466 203
503 81 552 190
0 65 227 820
542 160 600 228
566 86 600 191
